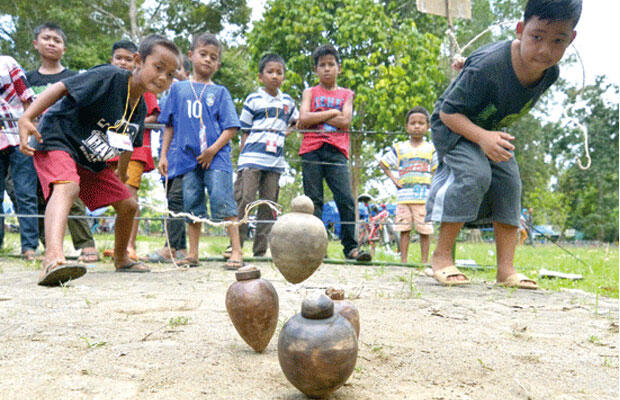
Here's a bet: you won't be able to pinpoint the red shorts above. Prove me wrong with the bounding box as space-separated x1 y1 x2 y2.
34 150 131 210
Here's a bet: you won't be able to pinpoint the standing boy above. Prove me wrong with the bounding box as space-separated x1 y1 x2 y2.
298 44 370 262
426 0 581 288
235 53 298 257
26 22 99 264
19 34 180 286
380 106 437 264
107 39 160 261
158 33 243 269
0 56 39 259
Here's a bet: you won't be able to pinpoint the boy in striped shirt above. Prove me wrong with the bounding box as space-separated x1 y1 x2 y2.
235 53 298 257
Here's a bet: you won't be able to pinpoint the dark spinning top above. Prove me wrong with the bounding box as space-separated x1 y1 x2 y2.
225 266 279 353
325 287 360 339
277 293 358 398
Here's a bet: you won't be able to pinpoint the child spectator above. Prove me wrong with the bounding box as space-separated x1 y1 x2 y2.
158 32 243 269
143 56 191 263
19 34 180 286
380 106 437 264
425 0 581 288
297 44 370 262
25 22 99 264
107 39 160 261
234 53 298 257
0 55 39 259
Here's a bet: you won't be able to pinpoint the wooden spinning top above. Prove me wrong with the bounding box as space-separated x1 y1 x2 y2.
269 195 327 284
278 293 358 398
326 287 360 338
225 265 279 353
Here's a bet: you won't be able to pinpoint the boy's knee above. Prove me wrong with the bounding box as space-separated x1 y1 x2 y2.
115 197 138 215
52 181 80 201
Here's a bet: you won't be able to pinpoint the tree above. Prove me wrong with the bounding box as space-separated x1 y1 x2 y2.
247 0 444 205
552 77 619 242
0 0 251 70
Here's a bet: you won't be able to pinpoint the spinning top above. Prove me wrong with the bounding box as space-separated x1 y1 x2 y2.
278 293 358 398
269 195 327 284
225 265 279 353
326 287 360 339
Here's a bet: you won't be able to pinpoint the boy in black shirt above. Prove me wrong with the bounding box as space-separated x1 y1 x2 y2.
19 34 180 286
425 0 581 288
26 22 99 264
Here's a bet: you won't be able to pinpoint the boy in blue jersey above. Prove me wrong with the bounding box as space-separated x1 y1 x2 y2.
158 32 243 269
235 53 298 257
425 0 581 288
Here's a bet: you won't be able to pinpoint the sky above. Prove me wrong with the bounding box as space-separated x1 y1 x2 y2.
247 0 619 92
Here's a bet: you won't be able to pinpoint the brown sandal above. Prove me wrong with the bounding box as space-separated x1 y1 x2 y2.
38 261 87 286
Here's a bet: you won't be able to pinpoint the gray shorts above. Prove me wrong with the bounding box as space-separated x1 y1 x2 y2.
425 139 521 227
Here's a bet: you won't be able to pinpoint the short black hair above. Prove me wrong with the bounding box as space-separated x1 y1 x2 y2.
33 22 67 44
405 106 430 124
312 44 340 67
112 39 138 56
191 32 222 56
524 0 582 27
258 53 285 73
138 34 181 62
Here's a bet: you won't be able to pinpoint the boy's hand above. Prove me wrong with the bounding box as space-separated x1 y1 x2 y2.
115 168 129 184
158 157 168 176
478 131 515 162
197 147 216 169
391 176 403 189
18 116 42 156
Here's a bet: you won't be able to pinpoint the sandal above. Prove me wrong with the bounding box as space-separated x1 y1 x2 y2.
115 261 150 273
38 261 87 286
78 247 100 263
497 273 538 290
223 259 244 271
177 256 200 268
433 265 470 286
345 248 372 262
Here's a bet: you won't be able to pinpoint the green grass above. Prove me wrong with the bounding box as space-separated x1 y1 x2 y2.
2 232 616 298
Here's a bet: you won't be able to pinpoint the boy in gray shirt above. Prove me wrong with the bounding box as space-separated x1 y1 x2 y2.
426 0 581 288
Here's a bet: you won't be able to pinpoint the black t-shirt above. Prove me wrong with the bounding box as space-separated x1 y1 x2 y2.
36 64 146 172
26 68 78 96
431 40 559 159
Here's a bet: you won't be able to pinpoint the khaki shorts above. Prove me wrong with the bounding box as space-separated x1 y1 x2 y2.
395 203 433 235
125 160 145 189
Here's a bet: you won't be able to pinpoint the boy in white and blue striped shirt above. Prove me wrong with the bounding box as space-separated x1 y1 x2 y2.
235 53 299 256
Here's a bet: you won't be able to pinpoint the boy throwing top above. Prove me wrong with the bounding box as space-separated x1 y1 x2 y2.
426 0 581 288
19 34 180 286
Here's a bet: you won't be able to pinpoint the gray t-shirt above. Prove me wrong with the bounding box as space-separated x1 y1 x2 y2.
431 40 559 159
36 64 145 172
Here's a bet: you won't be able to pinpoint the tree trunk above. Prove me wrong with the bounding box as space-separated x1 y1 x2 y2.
129 0 139 42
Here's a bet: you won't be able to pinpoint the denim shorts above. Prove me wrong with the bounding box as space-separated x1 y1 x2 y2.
183 167 238 220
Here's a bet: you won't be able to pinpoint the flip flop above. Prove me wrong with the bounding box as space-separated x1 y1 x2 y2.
177 256 200 268
433 265 470 286
38 261 87 286
223 259 244 271
497 273 539 290
115 261 150 273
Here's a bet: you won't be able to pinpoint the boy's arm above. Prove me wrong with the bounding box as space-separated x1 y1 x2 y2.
324 94 353 129
379 160 402 189
116 151 132 183
197 127 238 169
18 81 69 156
158 125 175 176
439 111 514 162
297 88 340 129
144 112 160 124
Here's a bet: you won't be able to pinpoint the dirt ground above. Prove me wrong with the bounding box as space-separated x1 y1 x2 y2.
0 256 617 400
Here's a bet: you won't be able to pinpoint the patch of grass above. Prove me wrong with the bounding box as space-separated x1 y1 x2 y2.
168 316 190 328
81 336 107 349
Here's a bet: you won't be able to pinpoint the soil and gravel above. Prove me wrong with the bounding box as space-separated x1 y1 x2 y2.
0 257 617 399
